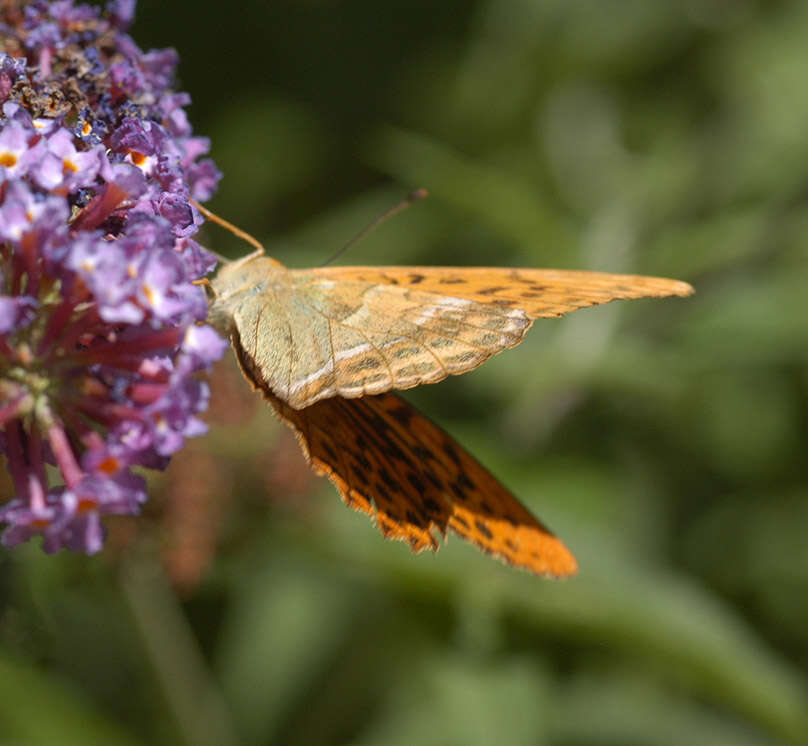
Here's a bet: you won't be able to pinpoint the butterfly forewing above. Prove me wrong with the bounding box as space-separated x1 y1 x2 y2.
255 382 578 577
211 258 693 411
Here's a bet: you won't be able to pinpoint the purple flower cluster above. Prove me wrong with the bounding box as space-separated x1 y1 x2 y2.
0 0 226 553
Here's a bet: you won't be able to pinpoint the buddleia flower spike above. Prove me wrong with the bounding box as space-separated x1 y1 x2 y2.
0 0 226 553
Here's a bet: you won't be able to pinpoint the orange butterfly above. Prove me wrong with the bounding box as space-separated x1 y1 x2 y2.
206 246 692 578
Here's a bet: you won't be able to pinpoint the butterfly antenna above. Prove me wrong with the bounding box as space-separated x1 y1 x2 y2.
320 188 428 267
190 198 266 260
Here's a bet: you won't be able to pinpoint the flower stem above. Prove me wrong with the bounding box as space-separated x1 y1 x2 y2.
46 420 83 489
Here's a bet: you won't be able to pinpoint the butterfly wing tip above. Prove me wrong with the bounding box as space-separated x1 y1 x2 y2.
530 559 578 579
522 539 579 578
549 558 579 579
672 280 695 297
552 542 579 577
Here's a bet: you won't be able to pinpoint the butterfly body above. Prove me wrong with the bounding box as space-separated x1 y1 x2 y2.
209 251 693 577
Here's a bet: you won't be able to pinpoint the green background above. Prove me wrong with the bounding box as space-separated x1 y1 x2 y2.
2 1 808 744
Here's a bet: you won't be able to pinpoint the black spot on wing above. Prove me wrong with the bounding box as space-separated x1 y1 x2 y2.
375 481 392 504
407 473 426 493
423 497 442 515
442 441 461 466
350 463 370 487
456 472 475 490
321 440 338 462
390 402 416 426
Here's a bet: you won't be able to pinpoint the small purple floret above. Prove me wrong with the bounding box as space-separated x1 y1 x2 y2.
0 295 37 333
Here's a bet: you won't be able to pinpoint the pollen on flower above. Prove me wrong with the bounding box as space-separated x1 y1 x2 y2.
0 0 224 555
77 496 98 512
97 457 121 475
142 283 157 305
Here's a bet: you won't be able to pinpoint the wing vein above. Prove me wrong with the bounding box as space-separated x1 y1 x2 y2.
297 287 525 338
275 286 295 399
352 323 397 392
326 315 336 394
294 292 519 353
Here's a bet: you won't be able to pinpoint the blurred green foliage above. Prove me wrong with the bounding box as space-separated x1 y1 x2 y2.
2 0 808 744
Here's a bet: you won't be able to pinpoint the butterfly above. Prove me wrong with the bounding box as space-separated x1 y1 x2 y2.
206 249 692 577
